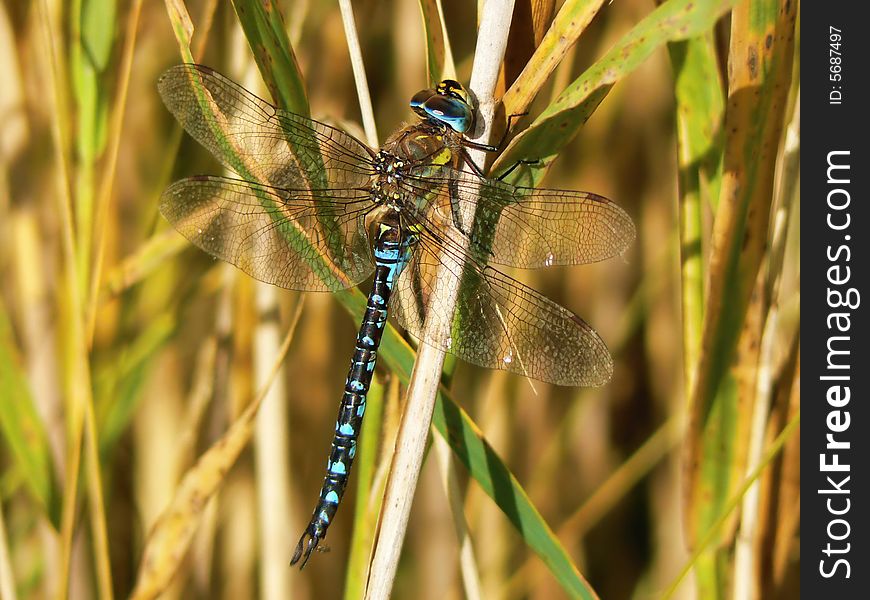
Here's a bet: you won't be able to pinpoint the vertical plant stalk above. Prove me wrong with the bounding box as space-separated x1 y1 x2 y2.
364 1 515 598
663 410 800 600
36 0 113 598
434 436 483 600
338 0 378 147
684 0 797 563
0 502 16 600
731 92 799 600
668 32 724 394
253 285 293 600
681 3 797 597
129 307 301 600
69 0 92 298
82 5 145 591
85 0 144 341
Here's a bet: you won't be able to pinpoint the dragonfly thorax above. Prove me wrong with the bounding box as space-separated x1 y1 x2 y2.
370 150 410 209
373 150 406 182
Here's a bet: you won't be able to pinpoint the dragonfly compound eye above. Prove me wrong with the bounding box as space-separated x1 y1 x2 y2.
410 81 474 134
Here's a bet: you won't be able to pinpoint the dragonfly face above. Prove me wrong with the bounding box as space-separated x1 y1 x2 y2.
409 79 475 133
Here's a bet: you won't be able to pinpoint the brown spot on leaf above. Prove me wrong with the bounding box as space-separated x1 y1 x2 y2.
747 46 758 80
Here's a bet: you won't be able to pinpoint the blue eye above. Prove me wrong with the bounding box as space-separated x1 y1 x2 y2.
409 82 475 133
410 88 436 111
421 96 473 133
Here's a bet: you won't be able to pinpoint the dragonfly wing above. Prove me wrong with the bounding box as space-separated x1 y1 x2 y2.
158 64 374 191
412 168 635 269
391 233 613 386
161 176 374 292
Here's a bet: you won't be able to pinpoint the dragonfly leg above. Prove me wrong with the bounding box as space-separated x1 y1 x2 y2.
460 112 537 181
460 150 539 183
495 158 540 181
460 151 486 179
462 111 529 154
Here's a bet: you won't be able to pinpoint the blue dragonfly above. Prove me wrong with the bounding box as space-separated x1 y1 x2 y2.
158 64 634 567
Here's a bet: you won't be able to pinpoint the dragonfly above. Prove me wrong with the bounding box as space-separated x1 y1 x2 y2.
157 64 635 568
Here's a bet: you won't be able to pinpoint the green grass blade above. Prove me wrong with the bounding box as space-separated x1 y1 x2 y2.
0 302 60 526
665 7 796 592
94 312 177 454
502 0 605 117
73 0 115 162
344 378 386 600
493 0 738 182
164 0 195 62
230 0 309 116
668 31 724 397
683 1 797 595
417 0 456 83
70 0 116 296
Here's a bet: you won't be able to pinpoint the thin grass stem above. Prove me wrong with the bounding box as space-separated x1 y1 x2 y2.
85 0 144 343
338 0 378 147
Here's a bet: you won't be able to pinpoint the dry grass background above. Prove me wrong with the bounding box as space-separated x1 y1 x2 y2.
0 1 799 599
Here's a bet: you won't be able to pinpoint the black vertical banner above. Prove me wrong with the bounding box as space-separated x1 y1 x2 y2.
803 1 868 597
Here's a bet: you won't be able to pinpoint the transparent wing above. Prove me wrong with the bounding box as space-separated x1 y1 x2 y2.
158 64 375 190
161 176 374 292
401 167 635 269
391 219 613 387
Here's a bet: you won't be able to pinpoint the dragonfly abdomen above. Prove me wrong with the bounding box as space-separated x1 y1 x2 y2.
291 210 417 568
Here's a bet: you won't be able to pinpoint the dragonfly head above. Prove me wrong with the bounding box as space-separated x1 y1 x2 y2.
410 79 475 134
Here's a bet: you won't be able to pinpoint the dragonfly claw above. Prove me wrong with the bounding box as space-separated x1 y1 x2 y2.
291 529 320 569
